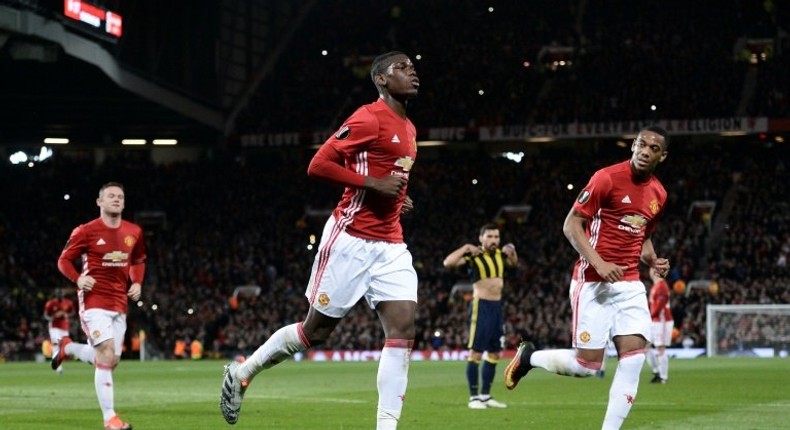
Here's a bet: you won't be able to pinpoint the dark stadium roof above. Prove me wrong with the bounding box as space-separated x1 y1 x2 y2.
0 32 220 148
0 0 228 150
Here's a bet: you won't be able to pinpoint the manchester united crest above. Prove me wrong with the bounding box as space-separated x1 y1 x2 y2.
579 331 591 343
318 293 330 306
649 199 660 215
124 236 135 247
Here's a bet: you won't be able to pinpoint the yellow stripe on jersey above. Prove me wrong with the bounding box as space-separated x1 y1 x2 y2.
467 297 479 350
467 249 506 281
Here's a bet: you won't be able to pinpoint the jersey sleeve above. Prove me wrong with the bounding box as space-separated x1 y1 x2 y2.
307 106 379 187
65 299 75 315
307 144 367 187
131 226 146 265
572 169 613 219
650 281 669 318
325 106 379 158
57 225 86 283
44 300 54 317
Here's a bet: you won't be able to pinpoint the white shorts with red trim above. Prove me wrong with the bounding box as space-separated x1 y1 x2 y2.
80 308 127 355
48 327 70 344
569 280 650 349
650 320 674 347
305 216 418 318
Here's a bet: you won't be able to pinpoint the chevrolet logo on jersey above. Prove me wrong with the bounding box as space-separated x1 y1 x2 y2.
618 214 648 234
102 251 129 267
621 214 648 228
394 156 415 172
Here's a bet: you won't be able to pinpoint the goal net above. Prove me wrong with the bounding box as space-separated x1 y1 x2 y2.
705 304 790 358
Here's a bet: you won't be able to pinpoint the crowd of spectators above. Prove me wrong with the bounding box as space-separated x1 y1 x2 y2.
1 136 788 361
2 1 789 361
235 0 788 136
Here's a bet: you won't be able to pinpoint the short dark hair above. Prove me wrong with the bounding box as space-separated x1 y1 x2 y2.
479 223 499 236
99 181 125 197
370 51 406 83
643 125 669 150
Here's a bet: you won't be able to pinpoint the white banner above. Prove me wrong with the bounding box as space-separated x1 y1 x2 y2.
478 118 769 141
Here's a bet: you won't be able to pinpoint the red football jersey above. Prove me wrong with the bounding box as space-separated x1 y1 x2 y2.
649 279 673 322
58 218 146 313
44 298 75 330
571 160 667 282
323 98 417 242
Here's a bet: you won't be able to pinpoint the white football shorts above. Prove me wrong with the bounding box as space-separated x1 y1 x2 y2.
48 327 70 345
305 216 418 318
569 280 651 349
80 308 127 355
650 320 674 347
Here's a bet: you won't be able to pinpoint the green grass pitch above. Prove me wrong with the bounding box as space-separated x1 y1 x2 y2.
1 357 788 429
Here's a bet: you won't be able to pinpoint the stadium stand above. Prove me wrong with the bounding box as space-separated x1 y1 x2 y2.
1 0 789 360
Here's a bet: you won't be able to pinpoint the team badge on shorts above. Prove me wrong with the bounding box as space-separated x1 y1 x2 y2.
318 293 330 306
579 331 591 343
92 330 101 339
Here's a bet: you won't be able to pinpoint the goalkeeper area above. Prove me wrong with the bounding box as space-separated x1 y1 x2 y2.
1 358 788 429
706 304 790 358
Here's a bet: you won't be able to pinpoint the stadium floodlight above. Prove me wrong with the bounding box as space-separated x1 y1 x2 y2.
43 138 69 144
706 304 790 358
122 139 146 145
152 139 178 145
9 151 28 165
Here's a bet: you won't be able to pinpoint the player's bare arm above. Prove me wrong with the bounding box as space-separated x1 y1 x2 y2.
502 243 518 266
443 244 479 268
401 195 414 214
563 208 627 282
641 238 670 277
363 175 406 197
127 283 142 301
77 275 97 291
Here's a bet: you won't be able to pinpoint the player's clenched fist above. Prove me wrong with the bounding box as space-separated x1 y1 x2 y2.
77 275 96 291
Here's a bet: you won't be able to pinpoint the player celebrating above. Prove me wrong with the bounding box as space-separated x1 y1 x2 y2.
220 51 420 430
55 182 146 430
504 126 670 430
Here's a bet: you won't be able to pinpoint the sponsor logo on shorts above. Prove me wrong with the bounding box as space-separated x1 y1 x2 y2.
318 293 330 306
579 331 591 343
